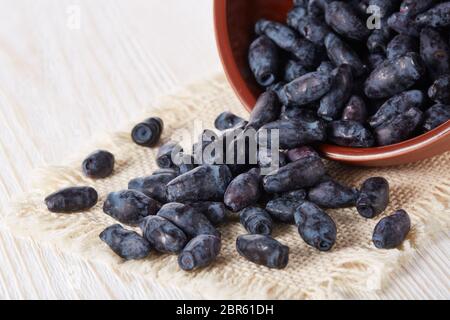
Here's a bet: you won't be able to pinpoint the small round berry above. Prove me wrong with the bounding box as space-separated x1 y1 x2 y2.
82 150 115 179
131 117 163 147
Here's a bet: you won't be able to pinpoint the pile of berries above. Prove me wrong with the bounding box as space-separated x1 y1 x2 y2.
248 0 450 148
45 108 411 271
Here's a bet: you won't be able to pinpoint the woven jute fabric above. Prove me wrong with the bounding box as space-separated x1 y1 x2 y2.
4 74 450 299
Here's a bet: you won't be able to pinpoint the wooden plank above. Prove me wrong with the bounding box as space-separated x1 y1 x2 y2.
0 0 448 299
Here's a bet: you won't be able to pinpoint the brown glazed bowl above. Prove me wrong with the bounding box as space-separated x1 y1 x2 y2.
213 0 450 166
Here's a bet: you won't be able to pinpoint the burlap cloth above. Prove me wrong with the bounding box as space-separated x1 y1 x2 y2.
4 74 450 299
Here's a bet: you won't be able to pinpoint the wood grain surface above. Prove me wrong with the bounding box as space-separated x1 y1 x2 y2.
0 0 448 299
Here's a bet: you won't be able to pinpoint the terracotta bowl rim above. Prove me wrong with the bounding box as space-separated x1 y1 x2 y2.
213 0 450 164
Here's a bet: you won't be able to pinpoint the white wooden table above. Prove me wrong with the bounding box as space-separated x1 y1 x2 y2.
0 0 448 300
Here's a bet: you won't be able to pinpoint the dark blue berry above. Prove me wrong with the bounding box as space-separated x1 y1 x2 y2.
374 107 423 146
240 207 273 235
325 1 371 41
167 165 232 203
428 75 450 104
178 235 221 271
386 34 419 61
45 186 98 213
255 19 318 67
293 0 308 8
175 153 196 175
284 60 309 83
266 197 302 224
263 156 326 193
140 216 187 253
342 95 368 123
224 168 261 212
400 0 436 17
308 0 332 16
295 201 337 251
82 150 115 179
258 118 327 150
423 104 450 131
325 33 366 77
364 53 425 99
368 53 386 70
280 105 319 122
328 120 375 147
99 224 151 260
308 180 359 208
248 91 281 130
188 202 228 226
248 36 280 87
279 71 333 106
156 141 182 169
214 112 246 131
128 171 176 203
258 148 288 170
372 209 411 249
387 13 420 37
415 2 450 28
317 61 335 75
236 234 289 269
287 146 320 162
369 90 424 129
295 15 331 46
131 117 163 147
367 0 401 17
287 6 307 29
357 177 390 218
367 23 392 54
318 64 354 121
103 190 161 226
157 203 220 238
420 27 450 81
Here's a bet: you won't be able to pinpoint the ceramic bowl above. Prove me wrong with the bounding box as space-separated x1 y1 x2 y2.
214 0 450 166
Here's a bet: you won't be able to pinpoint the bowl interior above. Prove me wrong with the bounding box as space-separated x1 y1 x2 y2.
221 0 291 109
215 0 450 166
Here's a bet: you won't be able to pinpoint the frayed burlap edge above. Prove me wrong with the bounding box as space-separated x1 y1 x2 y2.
3 74 450 300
